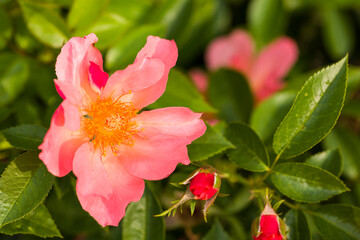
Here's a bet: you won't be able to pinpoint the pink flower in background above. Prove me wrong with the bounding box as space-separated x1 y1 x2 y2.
189 68 208 95
39 33 206 227
205 29 298 101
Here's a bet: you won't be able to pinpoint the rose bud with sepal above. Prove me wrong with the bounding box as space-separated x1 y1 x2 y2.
252 202 286 240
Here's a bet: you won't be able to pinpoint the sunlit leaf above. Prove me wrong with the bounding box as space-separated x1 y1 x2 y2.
0 204 61 238
18 0 70 48
273 56 348 158
67 0 108 31
271 163 349 202
0 151 54 227
0 53 29 106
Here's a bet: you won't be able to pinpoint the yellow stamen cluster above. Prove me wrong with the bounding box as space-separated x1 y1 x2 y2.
82 97 139 155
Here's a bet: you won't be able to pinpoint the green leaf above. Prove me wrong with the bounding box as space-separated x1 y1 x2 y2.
188 124 234 162
106 24 166 70
310 204 360 240
177 0 230 65
0 204 61 238
250 91 296 144
122 184 165 240
284 209 311 240
0 7 12 48
225 123 269 172
2 125 47 150
321 8 354 60
148 68 216 113
147 0 192 39
67 0 108 31
271 163 349 202
283 0 360 10
0 53 29 106
247 0 287 46
323 126 360 180
208 69 253 123
305 149 342 176
75 0 151 49
18 0 70 48
273 56 348 158
202 219 231 240
0 151 54 227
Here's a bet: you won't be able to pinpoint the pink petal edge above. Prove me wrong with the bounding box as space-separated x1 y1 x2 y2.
73 144 144 227
39 103 85 177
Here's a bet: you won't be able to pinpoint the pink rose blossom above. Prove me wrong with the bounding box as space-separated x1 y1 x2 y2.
205 29 298 102
39 33 206 227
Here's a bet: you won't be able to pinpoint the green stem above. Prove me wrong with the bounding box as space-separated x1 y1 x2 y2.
255 154 281 185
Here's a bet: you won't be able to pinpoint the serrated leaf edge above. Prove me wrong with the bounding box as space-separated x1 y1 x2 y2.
0 151 54 228
273 56 348 159
0 204 62 238
271 162 349 203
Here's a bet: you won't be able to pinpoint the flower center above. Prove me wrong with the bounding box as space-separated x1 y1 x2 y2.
82 97 139 155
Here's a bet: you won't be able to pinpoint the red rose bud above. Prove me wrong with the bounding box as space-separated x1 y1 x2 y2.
189 172 219 200
252 203 286 240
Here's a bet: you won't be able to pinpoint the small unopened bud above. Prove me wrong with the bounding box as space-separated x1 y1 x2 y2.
252 203 286 240
155 168 222 221
189 172 219 200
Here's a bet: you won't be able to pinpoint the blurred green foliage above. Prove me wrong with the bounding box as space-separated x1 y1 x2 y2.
0 0 360 239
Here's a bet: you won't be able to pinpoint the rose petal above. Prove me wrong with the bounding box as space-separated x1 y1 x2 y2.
62 99 81 131
55 33 103 102
73 144 144 227
119 107 206 180
125 36 178 108
101 57 165 104
135 107 206 143
205 29 255 75
102 36 177 108
119 135 190 181
250 37 298 99
39 103 85 177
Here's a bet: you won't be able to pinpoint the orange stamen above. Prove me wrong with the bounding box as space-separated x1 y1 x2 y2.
81 96 139 155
